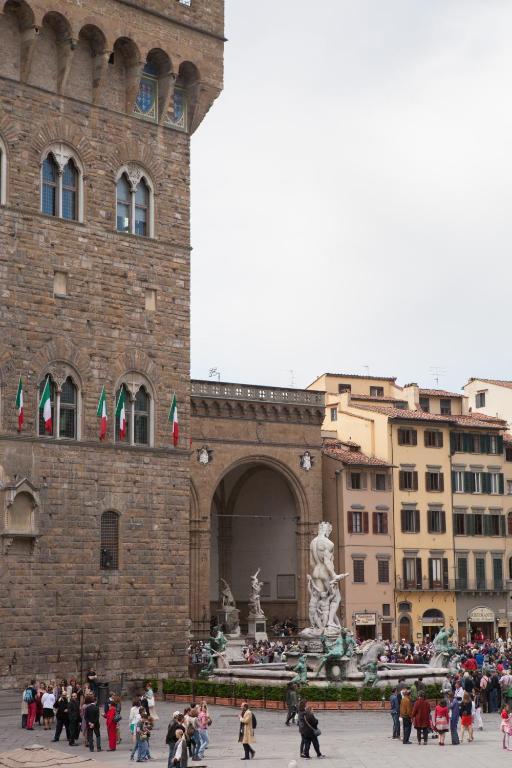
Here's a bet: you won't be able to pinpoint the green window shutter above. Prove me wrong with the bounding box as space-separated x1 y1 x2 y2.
414 509 420 533
401 508 406 532
498 435 504 454
412 472 418 491
416 558 422 589
437 432 444 448
428 558 433 589
464 471 474 493
441 510 446 533
439 473 444 492
466 515 475 535
427 509 433 533
483 515 491 536
451 471 457 490
481 473 490 494
425 472 431 492
412 430 417 446
463 434 470 452
499 474 505 495
450 432 457 453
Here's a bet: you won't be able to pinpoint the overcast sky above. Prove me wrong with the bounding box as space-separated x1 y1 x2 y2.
190 1 512 392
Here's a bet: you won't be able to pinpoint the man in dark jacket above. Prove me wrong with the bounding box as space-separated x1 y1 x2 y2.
52 694 70 743
68 693 81 746
285 684 298 726
299 706 325 759
85 696 102 752
166 713 185 768
390 688 401 739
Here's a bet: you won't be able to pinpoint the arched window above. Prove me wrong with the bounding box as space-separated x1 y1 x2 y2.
59 376 77 438
38 372 80 440
0 135 7 206
100 511 119 570
115 376 153 447
134 386 149 445
116 168 154 237
42 154 58 217
41 144 84 222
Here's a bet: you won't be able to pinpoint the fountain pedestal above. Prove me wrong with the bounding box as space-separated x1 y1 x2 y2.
247 614 267 642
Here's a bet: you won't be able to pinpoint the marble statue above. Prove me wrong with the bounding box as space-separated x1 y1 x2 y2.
303 521 348 637
291 654 308 685
248 567 265 617
220 578 236 610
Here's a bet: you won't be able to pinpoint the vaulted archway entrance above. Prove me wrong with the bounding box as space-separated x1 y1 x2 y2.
210 462 299 633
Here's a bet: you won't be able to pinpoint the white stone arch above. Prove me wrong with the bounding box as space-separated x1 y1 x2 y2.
115 163 155 238
114 370 155 447
40 141 85 222
0 133 6 205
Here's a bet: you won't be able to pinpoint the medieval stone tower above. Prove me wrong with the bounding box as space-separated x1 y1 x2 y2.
0 0 224 687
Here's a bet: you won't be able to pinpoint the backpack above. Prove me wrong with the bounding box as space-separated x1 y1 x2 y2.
23 688 33 703
251 713 257 729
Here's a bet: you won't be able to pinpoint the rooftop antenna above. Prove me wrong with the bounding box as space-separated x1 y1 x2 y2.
363 365 370 376
429 366 446 388
209 367 220 382
289 369 295 388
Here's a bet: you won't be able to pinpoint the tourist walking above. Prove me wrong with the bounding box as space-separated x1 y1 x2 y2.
389 687 400 740
68 692 81 746
23 680 37 731
448 693 460 745
84 695 102 752
196 703 210 759
239 702 255 760
501 702 512 750
145 682 159 722
400 689 413 744
52 691 70 743
411 691 430 745
166 712 185 768
286 684 298 726
130 699 142 749
104 699 118 751
41 687 55 731
460 692 473 743
172 729 188 768
433 698 449 746
300 705 325 759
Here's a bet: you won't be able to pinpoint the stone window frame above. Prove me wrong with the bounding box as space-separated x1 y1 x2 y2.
100 510 120 571
0 134 6 206
115 165 155 239
115 371 155 448
37 363 83 441
40 143 85 223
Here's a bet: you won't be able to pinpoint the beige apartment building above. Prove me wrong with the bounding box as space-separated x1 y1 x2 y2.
322 441 395 640
309 372 511 642
464 378 512 426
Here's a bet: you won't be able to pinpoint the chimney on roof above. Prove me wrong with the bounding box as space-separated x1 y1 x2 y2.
403 382 419 411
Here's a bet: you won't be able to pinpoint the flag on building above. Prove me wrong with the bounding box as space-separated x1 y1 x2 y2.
115 387 127 439
96 385 107 440
15 376 24 432
39 376 52 434
169 393 179 447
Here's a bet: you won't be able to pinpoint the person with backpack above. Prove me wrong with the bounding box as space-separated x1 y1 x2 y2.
238 702 255 760
23 680 37 730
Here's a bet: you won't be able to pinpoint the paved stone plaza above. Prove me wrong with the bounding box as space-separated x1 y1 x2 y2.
1 698 510 768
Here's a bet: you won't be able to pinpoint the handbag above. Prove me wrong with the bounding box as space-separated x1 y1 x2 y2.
305 715 321 738
114 713 122 723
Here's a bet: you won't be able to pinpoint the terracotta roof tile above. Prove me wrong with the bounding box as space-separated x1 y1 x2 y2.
353 404 506 429
321 372 397 382
419 388 463 398
468 378 512 390
323 443 392 466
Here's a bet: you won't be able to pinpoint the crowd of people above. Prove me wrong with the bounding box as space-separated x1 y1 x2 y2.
188 637 303 666
20 672 159 756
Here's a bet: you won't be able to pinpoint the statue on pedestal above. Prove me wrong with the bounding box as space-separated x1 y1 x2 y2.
218 578 240 636
302 521 348 638
248 568 265 618
291 654 308 685
430 626 458 668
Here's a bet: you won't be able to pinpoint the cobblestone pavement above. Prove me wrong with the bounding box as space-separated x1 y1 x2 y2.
1 698 510 768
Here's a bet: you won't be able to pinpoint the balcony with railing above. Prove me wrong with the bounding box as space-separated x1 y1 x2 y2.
191 379 325 407
396 577 509 593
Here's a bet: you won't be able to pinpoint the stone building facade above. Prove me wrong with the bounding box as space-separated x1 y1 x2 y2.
0 0 224 688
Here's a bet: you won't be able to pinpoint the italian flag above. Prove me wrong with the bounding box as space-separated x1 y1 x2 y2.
115 387 127 440
169 393 179 447
15 376 24 432
96 386 107 440
39 376 52 434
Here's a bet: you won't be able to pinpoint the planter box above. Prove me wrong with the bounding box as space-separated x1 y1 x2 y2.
312 701 325 710
172 695 191 703
340 701 361 710
248 700 265 709
214 697 232 706
362 701 383 710
323 701 339 710
265 701 283 710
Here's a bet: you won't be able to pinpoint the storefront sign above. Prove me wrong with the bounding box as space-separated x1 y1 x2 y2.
468 606 495 622
354 612 376 626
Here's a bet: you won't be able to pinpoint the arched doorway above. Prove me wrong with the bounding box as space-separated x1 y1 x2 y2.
209 461 301 634
422 608 444 640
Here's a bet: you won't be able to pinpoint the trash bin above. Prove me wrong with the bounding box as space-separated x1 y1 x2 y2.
96 682 110 706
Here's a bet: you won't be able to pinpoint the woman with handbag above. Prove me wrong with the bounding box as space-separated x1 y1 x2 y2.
301 705 325 759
